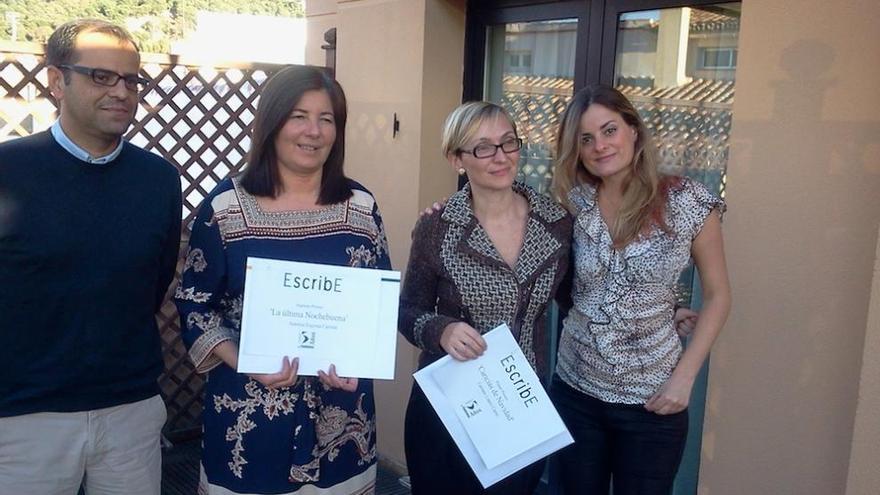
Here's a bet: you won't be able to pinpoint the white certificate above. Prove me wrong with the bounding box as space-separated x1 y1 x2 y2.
237 257 400 379
413 325 573 487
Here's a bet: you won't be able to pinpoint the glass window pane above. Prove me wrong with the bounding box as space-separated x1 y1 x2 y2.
485 19 578 195
615 3 741 203
614 3 740 308
612 9 741 495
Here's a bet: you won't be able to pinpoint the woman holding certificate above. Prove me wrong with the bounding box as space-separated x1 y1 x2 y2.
398 102 573 495
549 85 730 495
174 66 390 495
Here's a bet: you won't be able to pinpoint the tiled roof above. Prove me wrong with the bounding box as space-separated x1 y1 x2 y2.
619 8 739 32
504 75 573 95
618 78 735 105
689 8 740 32
503 75 735 105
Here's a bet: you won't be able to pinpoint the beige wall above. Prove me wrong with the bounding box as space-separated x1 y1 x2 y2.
305 0 465 471
304 0 337 67
700 1 880 493
418 1 467 209
305 0 880 489
845 227 880 495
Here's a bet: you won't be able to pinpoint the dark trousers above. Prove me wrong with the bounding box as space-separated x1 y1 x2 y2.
550 376 688 495
404 382 545 495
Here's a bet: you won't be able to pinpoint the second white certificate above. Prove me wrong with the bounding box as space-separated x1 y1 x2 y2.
237 257 400 379
414 325 573 487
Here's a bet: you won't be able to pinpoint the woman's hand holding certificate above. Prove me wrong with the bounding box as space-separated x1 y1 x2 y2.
249 356 300 389
213 340 301 389
440 322 488 361
414 325 573 488
318 364 359 391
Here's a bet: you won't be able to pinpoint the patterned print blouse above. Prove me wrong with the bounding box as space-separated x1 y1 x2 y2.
174 176 390 494
399 182 572 378
556 177 725 404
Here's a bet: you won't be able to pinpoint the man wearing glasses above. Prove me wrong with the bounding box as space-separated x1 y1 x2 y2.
0 19 181 494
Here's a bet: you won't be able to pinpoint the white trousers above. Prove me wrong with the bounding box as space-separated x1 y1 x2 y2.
0 394 166 495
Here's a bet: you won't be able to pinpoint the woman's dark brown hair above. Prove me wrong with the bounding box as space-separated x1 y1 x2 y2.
240 65 352 205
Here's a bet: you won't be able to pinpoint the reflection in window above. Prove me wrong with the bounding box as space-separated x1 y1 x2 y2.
614 3 741 199
507 51 533 73
613 3 741 308
487 19 578 194
699 47 737 69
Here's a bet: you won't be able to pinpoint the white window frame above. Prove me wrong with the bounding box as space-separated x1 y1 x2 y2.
700 47 737 69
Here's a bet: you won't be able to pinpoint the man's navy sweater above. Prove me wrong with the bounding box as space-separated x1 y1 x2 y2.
0 131 182 417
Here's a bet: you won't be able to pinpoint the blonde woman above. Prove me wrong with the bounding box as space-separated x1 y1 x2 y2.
398 102 572 494
549 85 731 495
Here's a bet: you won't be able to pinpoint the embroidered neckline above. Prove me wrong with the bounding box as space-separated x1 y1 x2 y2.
231 176 350 229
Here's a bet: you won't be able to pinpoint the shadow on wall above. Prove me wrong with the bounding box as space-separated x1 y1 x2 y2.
347 106 398 148
701 39 880 495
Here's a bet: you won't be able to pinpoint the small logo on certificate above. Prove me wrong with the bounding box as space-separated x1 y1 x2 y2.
299 331 316 349
461 399 482 418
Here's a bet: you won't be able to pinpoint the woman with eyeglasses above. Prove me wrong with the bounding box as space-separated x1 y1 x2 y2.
398 101 573 495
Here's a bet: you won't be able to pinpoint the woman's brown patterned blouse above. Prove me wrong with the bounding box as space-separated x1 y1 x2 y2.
398 182 573 378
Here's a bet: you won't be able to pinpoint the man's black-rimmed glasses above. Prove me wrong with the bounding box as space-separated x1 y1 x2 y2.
58 64 150 92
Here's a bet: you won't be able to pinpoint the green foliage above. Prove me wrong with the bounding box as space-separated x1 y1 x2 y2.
0 0 304 52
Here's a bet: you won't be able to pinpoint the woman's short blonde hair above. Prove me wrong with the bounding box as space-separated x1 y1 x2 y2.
441 101 517 158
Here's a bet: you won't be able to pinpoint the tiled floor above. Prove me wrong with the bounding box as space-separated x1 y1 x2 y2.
161 439 411 495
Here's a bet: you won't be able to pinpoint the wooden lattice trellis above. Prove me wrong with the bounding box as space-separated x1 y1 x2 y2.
0 41 289 439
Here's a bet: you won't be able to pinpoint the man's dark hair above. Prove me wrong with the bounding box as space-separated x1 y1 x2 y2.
46 19 140 83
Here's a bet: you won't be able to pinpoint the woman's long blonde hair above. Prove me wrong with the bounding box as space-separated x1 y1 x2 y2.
551 85 673 247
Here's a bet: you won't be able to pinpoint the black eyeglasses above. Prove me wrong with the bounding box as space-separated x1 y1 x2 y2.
58 64 150 92
459 138 523 159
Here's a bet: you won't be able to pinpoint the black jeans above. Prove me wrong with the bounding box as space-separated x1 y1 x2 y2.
404 382 545 495
550 376 688 495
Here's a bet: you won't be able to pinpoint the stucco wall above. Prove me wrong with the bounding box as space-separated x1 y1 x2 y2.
304 0 337 67
304 0 880 488
845 227 880 495
700 1 880 493
306 0 465 470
